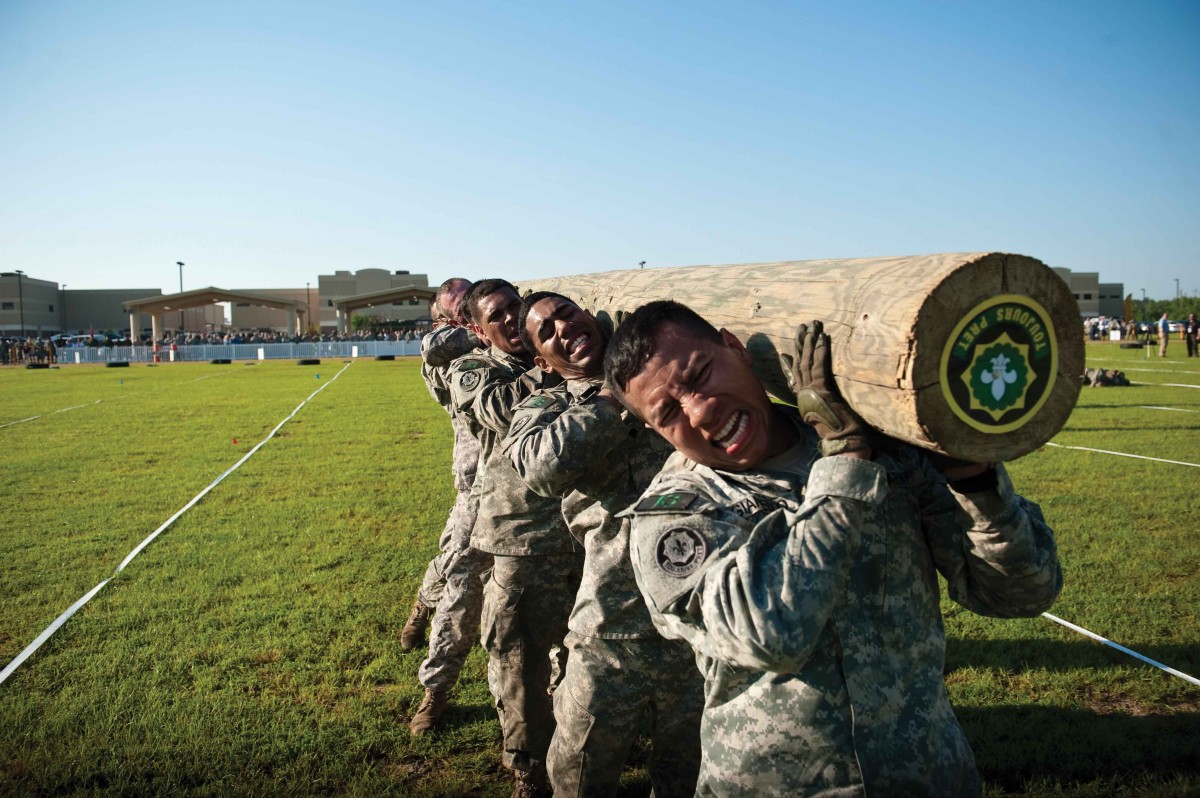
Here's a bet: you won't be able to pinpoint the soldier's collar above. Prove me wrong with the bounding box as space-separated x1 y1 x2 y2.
490 344 531 370
566 377 604 400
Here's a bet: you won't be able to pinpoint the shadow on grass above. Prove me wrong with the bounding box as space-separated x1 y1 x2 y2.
959 704 1200 791
945 637 1200 676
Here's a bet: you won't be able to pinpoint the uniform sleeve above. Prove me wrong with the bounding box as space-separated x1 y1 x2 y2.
421 361 452 411
472 369 545 434
421 326 479 368
919 460 1063 618
629 456 888 672
502 393 629 499
450 358 538 434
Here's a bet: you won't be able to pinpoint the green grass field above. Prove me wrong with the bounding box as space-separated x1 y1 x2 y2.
1 345 1197 797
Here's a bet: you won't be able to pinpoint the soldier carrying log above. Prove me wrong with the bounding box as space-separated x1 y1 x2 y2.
604 300 1063 796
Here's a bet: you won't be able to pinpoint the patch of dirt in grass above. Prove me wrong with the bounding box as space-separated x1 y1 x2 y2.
1084 691 1200 716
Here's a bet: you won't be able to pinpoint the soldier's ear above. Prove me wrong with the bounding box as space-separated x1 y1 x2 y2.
719 328 751 364
468 323 490 346
533 354 552 374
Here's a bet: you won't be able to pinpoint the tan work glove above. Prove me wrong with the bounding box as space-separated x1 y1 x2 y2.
780 320 873 457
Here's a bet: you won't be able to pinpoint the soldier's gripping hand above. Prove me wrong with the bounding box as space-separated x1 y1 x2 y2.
781 320 872 457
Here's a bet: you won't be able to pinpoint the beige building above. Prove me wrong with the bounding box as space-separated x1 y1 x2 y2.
1052 268 1124 319
227 269 432 333
315 268 431 332
1 272 61 336
229 288 311 333
68 288 172 334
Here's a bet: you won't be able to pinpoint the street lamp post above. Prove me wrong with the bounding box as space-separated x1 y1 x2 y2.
177 261 185 333
61 284 67 333
14 270 25 338
1176 278 1180 300
306 281 312 335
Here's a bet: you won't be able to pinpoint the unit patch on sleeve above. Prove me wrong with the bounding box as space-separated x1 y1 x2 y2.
635 491 699 513
656 527 708 577
459 370 482 392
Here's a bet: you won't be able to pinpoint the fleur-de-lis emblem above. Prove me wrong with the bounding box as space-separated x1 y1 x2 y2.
980 352 1019 402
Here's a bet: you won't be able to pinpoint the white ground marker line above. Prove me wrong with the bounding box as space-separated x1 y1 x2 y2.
1162 383 1200 389
1043 613 1200 688
0 415 40 430
53 400 101 413
1141 405 1200 413
0 362 353 687
1044 442 1200 469
1 399 104 430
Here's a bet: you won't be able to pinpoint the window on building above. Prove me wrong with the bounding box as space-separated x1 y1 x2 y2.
1073 293 1080 300
409 299 419 306
328 300 334 307
1 302 13 310
1083 293 1093 300
49 304 54 312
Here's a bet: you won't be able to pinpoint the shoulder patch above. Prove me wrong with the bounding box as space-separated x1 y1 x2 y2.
458 359 483 370
655 528 708 577
523 395 552 408
459 370 482 392
509 414 533 435
635 491 699 513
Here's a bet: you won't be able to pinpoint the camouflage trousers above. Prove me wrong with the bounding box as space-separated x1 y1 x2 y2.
417 490 476 608
547 632 705 798
481 551 583 774
415 491 491 692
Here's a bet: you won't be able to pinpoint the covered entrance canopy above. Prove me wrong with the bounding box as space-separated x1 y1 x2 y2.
124 287 304 340
331 284 434 333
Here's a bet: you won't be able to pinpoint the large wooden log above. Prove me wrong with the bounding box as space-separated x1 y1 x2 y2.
524 252 1083 462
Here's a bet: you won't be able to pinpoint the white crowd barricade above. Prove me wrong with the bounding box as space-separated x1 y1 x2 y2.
54 341 422 364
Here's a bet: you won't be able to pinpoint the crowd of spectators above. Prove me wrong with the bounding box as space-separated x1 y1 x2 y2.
1 327 430 364
1084 316 1137 340
157 328 431 346
1 337 58 365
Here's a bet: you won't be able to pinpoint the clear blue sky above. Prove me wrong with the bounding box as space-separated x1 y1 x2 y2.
2 0 1197 299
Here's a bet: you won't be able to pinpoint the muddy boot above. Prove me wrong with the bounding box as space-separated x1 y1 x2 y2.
510 766 551 798
409 688 450 736
399 599 432 651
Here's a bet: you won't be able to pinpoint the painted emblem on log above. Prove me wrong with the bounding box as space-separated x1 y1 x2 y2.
940 295 1058 434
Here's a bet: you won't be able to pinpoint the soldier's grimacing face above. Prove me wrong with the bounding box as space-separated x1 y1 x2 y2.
525 296 605 380
471 288 524 356
622 323 789 471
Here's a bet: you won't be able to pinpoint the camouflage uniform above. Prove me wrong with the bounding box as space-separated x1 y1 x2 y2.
625 410 1063 797
503 378 705 798
449 345 582 776
411 325 493 692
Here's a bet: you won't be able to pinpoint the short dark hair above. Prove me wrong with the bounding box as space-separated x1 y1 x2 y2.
517 291 572 354
432 277 472 321
462 278 516 325
603 300 724 405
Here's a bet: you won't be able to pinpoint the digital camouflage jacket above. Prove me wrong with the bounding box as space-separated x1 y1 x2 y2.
448 344 573 556
421 324 482 493
625 411 1062 797
502 377 674 638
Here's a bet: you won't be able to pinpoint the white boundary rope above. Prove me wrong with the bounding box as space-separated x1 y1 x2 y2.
0 399 103 430
0 363 352 686
1042 613 1200 687
1043 442 1200 469
1141 405 1199 413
